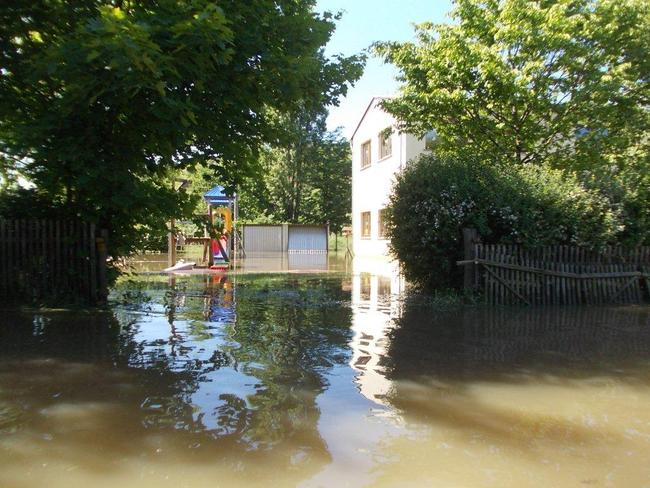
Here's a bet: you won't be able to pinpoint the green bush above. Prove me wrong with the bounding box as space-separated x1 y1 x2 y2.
386 154 622 290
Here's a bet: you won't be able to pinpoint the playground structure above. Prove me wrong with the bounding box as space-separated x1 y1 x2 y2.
165 185 332 273
204 186 238 269
167 185 240 271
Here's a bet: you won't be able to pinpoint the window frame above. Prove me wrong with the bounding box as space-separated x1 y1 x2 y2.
424 129 437 150
377 208 388 239
361 211 371 239
360 140 371 169
360 272 371 300
377 276 392 297
378 128 392 160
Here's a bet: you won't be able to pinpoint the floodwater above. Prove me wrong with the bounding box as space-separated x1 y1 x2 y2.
1 256 650 488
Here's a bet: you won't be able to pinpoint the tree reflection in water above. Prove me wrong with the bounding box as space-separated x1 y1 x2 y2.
378 301 650 442
126 273 355 470
0 273 353 483
384 304 650 383
347 272 650 488
2 269 650 488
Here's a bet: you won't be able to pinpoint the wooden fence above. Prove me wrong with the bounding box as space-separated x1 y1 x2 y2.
458 229 650 306
0 219 108 305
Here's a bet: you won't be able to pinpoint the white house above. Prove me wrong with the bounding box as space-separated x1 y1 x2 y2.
351 97 432 260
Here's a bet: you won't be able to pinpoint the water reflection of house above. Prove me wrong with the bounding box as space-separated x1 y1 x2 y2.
349 259 404 407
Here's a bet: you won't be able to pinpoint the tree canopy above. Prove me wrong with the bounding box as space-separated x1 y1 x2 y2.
376 0 649 244
375 0 649 169
238 108 352 233
386 153 622 290
0 0 364 254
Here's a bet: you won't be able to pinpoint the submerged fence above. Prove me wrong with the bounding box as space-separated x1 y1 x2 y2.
458 229 650 306
0 219 108 305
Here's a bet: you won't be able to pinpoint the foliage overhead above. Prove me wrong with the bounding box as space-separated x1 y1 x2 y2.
375 0 649 169
377 0 649 250
0 0 364 255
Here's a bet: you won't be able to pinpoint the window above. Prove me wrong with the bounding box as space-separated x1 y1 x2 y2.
361 211 371 238
379 127 392 159
378 276 391 298
361 140 371 169
424 129 437 150
378 208 388 239
360 273 371 300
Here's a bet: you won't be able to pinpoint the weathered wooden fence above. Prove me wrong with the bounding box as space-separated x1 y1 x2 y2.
0 219 108 305
458 230 650 306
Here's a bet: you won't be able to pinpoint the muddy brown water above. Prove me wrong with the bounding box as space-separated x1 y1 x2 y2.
1 264 650 487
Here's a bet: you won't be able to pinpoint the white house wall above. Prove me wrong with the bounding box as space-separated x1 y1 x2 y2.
351 98 426 259
404 132 426 164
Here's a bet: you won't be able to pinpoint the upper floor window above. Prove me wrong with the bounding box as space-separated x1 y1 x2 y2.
378 208 388 239
424 129 437 150
379 128 392 159
361 211 371 238
361 140 371 169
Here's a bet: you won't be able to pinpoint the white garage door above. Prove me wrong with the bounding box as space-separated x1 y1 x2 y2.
242 225 283 252
288 226 327 253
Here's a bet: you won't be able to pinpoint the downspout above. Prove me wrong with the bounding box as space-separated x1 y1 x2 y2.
397 129 404 291
350 137 354 258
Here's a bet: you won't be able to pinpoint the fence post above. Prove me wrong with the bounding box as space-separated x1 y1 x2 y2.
282 223 289 252
326 223 330 254
463 228 479 293
168 218 176 268
97 229 109 305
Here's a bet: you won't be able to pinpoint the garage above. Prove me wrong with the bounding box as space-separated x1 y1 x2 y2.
288 225 328 253
241 224 327 253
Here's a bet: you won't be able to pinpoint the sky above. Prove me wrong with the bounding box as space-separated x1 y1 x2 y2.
315 0 453 138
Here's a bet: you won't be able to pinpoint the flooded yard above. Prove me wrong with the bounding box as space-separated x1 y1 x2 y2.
1 257 650 487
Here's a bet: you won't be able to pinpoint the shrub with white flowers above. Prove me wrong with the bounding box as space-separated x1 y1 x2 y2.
386 154 622 290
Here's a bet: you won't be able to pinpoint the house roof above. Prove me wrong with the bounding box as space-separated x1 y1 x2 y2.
204 185 233 205
350 96 392 143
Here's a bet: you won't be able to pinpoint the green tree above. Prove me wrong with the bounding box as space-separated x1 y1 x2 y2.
376 0 649 243
0 1 364 256
239 108 352 233
387 154 621 290
302 128 352 235
376 0 648 168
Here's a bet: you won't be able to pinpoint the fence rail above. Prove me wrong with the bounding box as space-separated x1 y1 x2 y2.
458 230 650 306
0 219 108 305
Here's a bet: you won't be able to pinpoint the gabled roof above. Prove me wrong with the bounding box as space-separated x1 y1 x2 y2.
350 96 392 143
204 185 233 205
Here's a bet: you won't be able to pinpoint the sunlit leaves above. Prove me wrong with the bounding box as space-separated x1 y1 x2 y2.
238 108 352 232
0 0 364 257
376 0 649 171
376 0 648 244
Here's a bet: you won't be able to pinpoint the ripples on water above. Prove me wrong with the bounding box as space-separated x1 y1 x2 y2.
1 265 650 487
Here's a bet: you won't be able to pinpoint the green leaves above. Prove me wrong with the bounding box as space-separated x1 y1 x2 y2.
388 154 623 290
376 0 648 247
376 0 649 171
0 0 364 259
238 108 352 232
